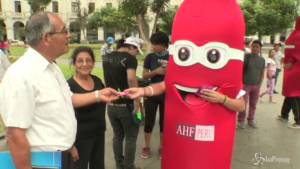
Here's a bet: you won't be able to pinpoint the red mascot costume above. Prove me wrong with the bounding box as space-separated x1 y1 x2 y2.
283 17 300 97
163 0 245 169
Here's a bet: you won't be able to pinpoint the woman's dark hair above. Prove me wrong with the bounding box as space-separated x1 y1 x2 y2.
71 46 95 64
150 31 169 48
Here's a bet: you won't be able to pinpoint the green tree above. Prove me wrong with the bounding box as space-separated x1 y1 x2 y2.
26 0 51 13
0 19 5 41
121 0 170 43
150 0 170 35
74 0 88 43
241 0 298 38
88 6 137 38
160 6 178 35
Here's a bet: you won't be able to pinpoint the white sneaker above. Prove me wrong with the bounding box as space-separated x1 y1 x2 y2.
277 116 288 123
248 121 257 128
288 123 300 129
237 122 246 129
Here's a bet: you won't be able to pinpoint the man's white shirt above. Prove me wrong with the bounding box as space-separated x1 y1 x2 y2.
0 47 76 151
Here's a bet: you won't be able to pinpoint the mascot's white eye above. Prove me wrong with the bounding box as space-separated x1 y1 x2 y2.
171 40 244 69
178 47 190 61
207 49 220 63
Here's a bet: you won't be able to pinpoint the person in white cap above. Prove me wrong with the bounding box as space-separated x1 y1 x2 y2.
102 37 143 169
124 36 144 55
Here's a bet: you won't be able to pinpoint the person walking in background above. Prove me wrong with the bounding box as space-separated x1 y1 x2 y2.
244 40 251 54
278 61 300 129
0 35 10 55
0 12 118 169
0 49 10 83
140 32 169 159
101 36 115 56
102 37 143 169
273 42 284 94
238 40 265 129
67 47 107 169
260 49 277 103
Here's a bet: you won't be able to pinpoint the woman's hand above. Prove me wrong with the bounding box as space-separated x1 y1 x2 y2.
200 89 225 104
124 87 145 99
99 88 120 102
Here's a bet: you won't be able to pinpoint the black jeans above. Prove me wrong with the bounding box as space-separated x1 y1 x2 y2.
281 97 300 124
61 150 71 169
108 105 140 169
70 132 105 169
144 95 165 133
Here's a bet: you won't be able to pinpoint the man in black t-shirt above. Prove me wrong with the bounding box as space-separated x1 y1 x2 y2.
102 37 143 169
140 32 169 159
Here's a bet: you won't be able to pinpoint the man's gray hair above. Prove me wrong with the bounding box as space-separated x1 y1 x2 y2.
25 12 54 47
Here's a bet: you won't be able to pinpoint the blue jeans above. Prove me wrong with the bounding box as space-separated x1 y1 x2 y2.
275 68 281 85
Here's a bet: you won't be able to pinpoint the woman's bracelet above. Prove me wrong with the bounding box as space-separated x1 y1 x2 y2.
144 86 154 97
148 86 154 96
95 90 101 102
222 95 227 105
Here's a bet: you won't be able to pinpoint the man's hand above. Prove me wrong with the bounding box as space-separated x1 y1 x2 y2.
154 66 166 75
70 146 79 162
6 127 32 169
99 88 119 103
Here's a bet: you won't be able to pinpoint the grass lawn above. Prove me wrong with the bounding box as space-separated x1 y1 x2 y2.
0 116 4 136
59 64 104 80
9 44 103 61
1 44 143 134
9 44 146 63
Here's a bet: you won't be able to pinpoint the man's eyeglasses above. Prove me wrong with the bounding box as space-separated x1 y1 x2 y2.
48 29 69 35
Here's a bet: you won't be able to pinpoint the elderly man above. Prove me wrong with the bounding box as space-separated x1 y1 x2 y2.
0 12 118 169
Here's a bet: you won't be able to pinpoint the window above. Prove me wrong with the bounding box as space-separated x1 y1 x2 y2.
71 2 79 14
88 3 95 14
106 3 112 8
15 1 21 13
52 1 59 13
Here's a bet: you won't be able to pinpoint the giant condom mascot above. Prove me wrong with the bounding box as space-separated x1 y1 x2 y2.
163 0 245 168
283 17 300 98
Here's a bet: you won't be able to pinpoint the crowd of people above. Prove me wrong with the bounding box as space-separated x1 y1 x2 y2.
0 11 299 169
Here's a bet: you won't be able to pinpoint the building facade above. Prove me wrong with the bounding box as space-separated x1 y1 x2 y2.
0 0 119 42
1 0 298 43
0 0 183 43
